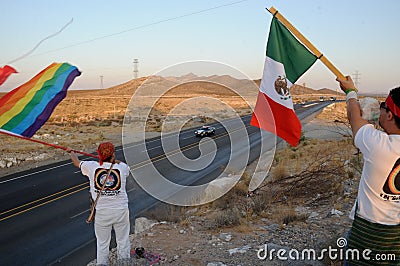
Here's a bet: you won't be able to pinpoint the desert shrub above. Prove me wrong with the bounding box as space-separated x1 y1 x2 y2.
281 212 308 225
252 191 274 216
271 161 288 181
212 208 241 228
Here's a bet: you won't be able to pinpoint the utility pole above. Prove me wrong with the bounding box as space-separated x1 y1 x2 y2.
352 70 361 88
100 75 104 89
133 59 139 79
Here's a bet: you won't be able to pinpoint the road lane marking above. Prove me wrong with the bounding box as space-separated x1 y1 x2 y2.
302 102 319 108
130 125 252 169
0 182 89 216
2 120 254 221
0 162 73 184
0 184 89 222
70 208 90 219
1 116 250 184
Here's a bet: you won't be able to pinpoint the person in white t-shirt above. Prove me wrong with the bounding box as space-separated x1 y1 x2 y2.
337 76 400 265
68 142 131 266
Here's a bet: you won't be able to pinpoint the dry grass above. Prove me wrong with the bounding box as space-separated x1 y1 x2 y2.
142 134 361 231
144 203 188 224
209 136 358 227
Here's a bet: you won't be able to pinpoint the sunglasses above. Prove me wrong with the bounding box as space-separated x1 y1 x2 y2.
380 102 391 112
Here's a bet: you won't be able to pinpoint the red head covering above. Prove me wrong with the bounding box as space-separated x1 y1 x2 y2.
385 95 400 117
97 142 115 165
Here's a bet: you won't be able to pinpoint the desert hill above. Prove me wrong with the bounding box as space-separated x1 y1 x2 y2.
0 74 341 99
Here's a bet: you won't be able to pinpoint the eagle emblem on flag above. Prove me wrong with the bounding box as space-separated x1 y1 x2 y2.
274 76 291 100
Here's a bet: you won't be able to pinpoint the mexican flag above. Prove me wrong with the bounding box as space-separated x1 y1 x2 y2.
250 17 317 147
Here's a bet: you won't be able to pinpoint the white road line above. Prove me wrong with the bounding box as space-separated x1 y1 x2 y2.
0 162 72 184
2 118 250 184
70 208 89 219
302 103 319 108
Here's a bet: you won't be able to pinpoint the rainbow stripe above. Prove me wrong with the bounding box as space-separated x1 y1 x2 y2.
388 164 400 194
0 62 80 137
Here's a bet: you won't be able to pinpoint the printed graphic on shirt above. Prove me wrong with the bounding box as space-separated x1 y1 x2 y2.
381 158 400 201
94 168 121 196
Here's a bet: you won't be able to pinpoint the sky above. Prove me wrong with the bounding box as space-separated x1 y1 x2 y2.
1 0 399 94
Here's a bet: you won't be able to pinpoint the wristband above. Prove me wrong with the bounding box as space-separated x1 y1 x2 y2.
346 91 358 103
345 89 356 95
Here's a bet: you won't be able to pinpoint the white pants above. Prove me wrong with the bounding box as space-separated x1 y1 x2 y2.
94 208 131 265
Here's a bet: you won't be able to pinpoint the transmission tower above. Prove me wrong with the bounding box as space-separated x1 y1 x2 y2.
352 70 361 88
133 59 139 79
100 75 104 89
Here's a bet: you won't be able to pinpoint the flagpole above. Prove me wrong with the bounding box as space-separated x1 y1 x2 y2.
0 130 99 159
267 6 357 91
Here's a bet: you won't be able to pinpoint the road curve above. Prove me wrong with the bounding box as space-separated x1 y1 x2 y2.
0 100 334 265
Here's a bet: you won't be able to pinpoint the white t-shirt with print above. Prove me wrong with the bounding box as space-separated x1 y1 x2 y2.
349 124 400 225
80 161 130 210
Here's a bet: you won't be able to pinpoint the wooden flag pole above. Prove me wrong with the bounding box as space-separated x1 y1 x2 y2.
0 129 99 159
267 6 356 91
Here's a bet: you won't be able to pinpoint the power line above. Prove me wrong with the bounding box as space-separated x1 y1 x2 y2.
31 0 250 58
100 75 104 89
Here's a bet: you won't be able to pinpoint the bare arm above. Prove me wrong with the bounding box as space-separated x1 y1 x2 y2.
66 148 81 168
346 98 368 136
336 76 368 137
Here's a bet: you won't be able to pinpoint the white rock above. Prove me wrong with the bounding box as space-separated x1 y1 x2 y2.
228 245 251 255
219 233 232 242
134 217 158 235
5 157 17 164
0 160 6 168
308 212 319 219
6 161 13 168
207 263 227 266
331 209 344 216
203 176 241 202
34 153 48 161
185 207 198 215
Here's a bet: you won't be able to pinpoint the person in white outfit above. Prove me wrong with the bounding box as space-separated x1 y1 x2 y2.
336 77 400 265
68 142 131 265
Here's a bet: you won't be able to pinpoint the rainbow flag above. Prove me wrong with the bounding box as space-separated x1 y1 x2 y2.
0 62 81 137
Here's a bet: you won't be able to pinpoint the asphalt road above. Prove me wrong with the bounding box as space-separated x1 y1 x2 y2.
0 100 334 265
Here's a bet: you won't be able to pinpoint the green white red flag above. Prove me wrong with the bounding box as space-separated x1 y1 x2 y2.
250 16 317 146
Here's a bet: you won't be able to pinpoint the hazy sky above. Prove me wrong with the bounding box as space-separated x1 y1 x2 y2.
1 0 399 94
